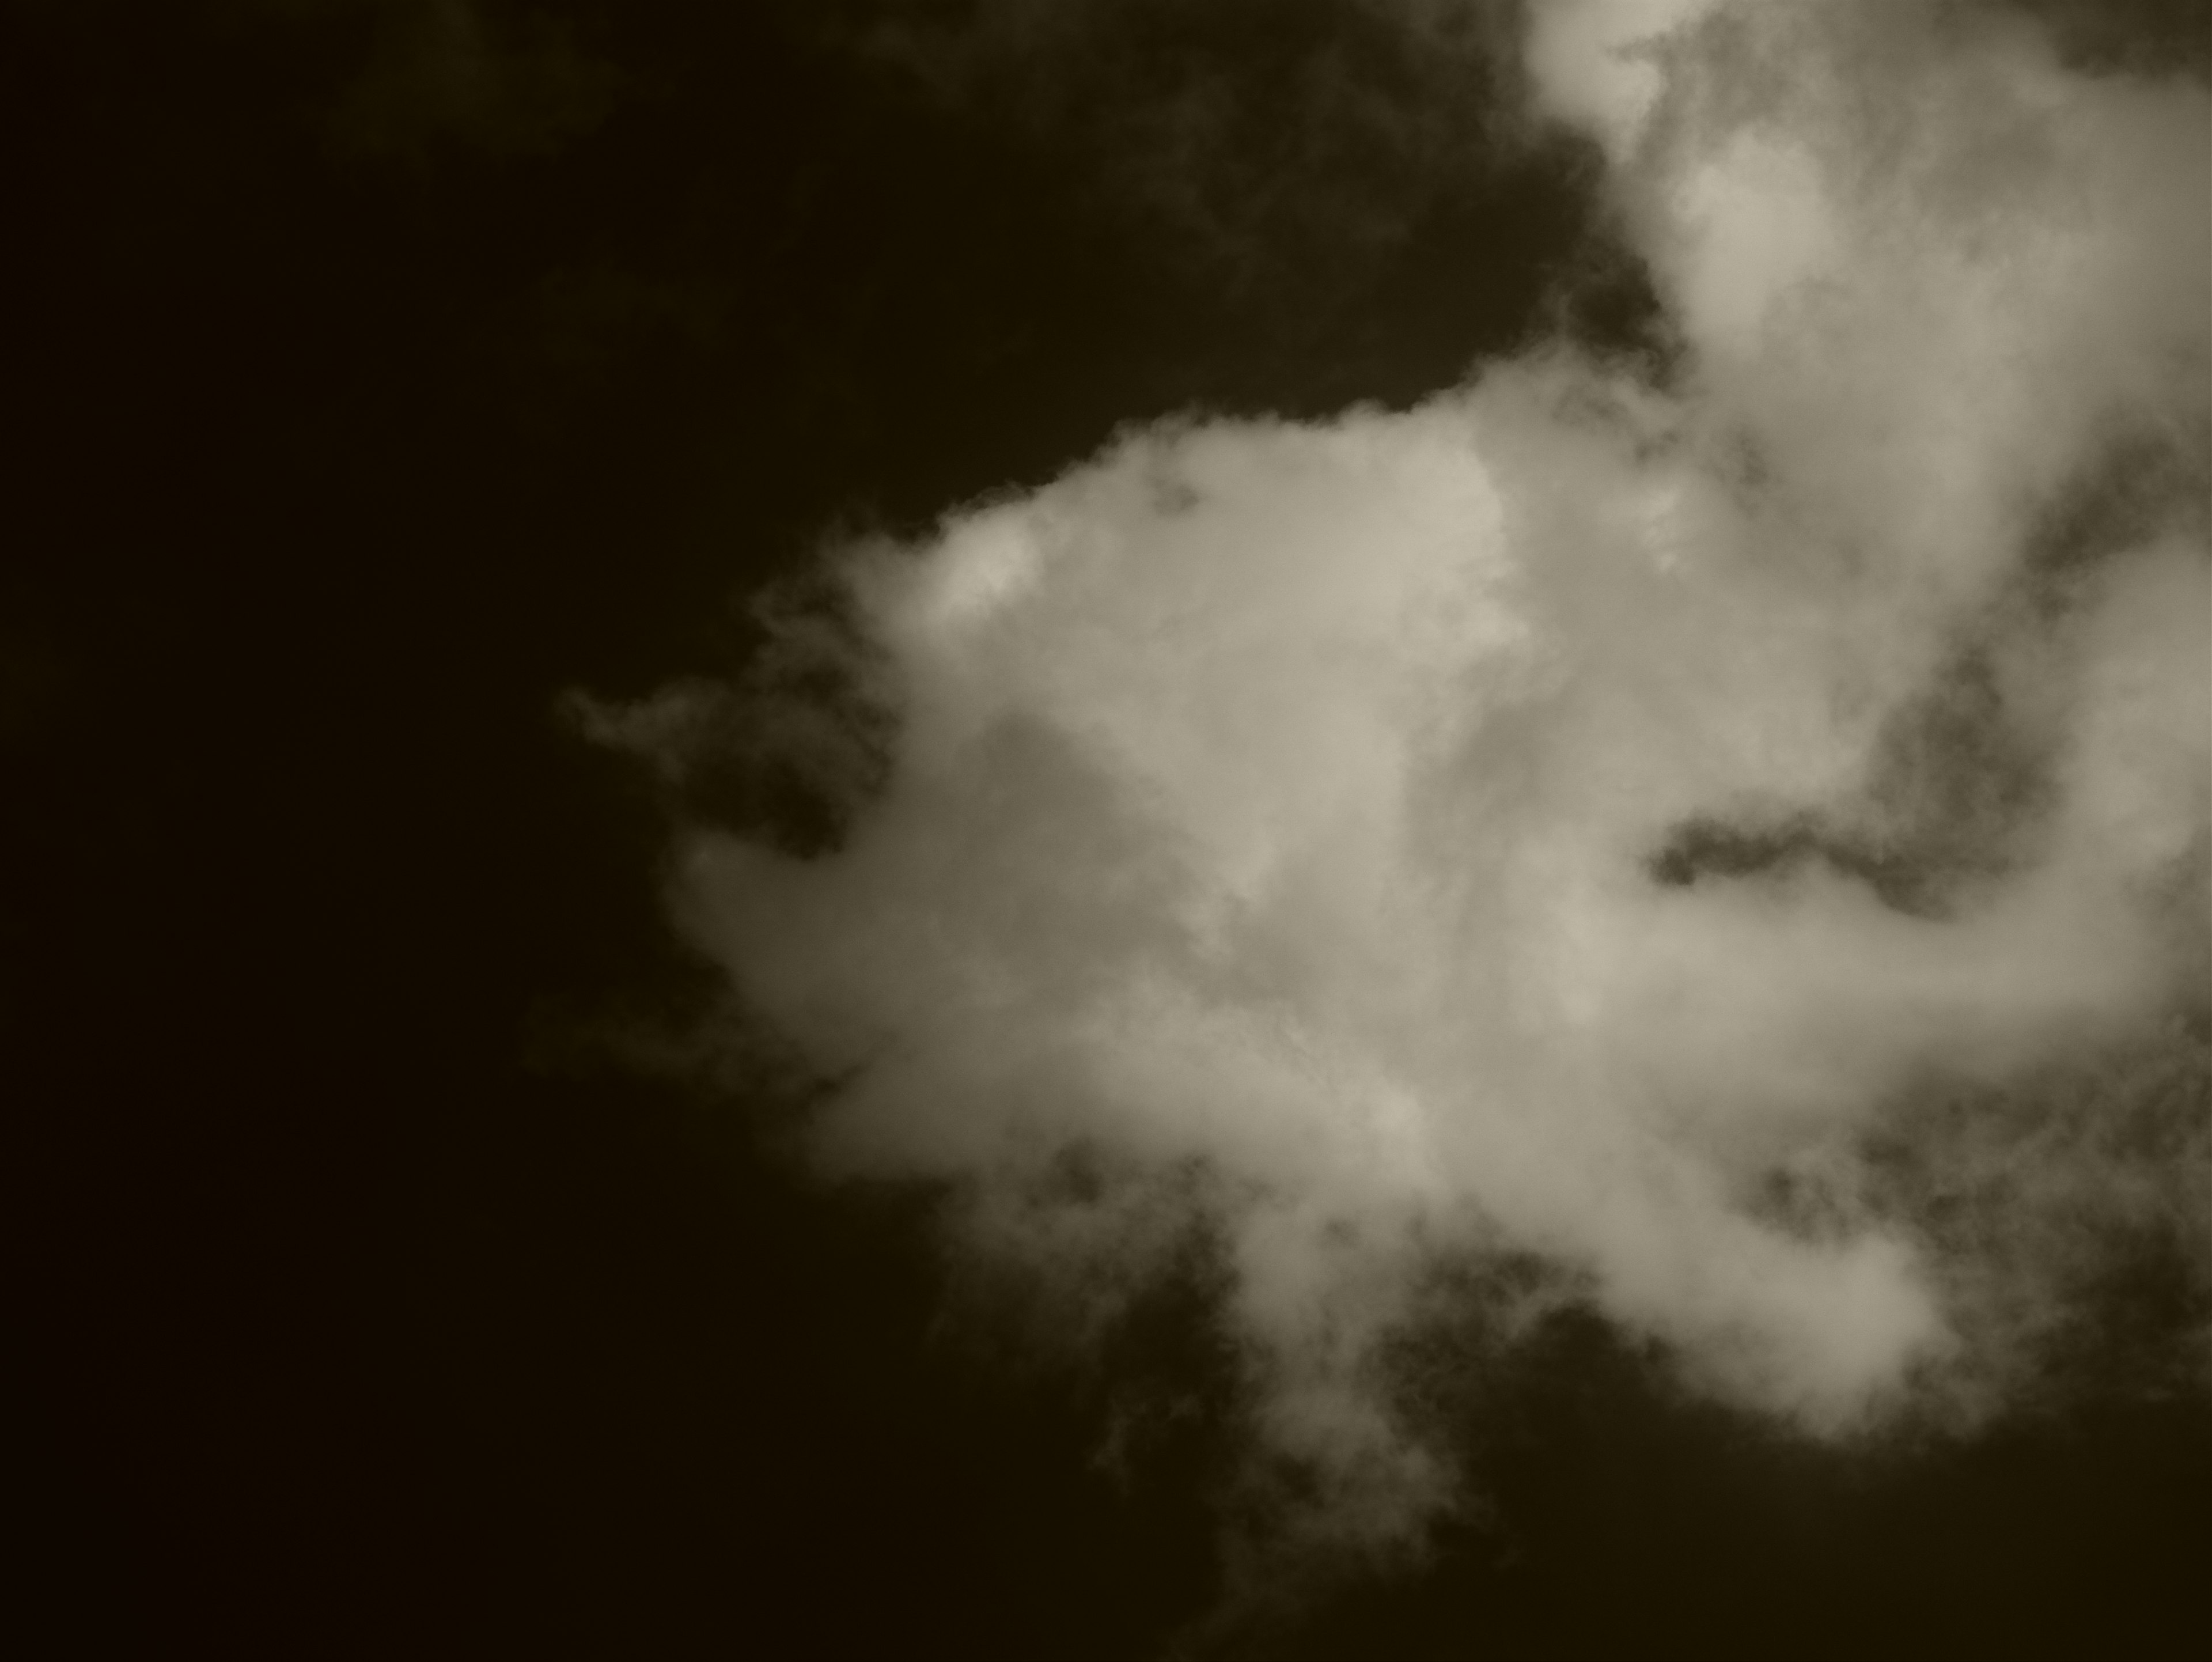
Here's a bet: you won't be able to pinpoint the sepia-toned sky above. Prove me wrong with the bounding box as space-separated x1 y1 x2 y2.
12 3 2209 1657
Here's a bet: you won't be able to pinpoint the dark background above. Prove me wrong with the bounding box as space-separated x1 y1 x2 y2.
10 2 2208 1656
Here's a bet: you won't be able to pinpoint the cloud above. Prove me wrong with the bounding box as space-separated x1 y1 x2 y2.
1523 0 1718 162
586 0 2211 1560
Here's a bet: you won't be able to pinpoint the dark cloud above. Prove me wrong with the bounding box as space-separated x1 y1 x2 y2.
236 0 623 159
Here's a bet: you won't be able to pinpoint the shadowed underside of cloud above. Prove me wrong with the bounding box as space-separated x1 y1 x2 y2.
586 0 2210 1563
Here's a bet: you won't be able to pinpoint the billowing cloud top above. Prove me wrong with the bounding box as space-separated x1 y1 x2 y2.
586 0 2211 1554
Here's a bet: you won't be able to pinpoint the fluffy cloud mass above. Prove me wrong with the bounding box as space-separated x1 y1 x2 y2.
589 1 2210 1549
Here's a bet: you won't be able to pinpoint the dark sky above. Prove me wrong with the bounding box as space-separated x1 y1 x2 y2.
12 2 2209 1657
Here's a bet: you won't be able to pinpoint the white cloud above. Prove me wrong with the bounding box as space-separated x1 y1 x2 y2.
592 0 2211 1554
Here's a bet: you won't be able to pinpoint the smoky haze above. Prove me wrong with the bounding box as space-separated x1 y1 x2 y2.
590 0 2210 1571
